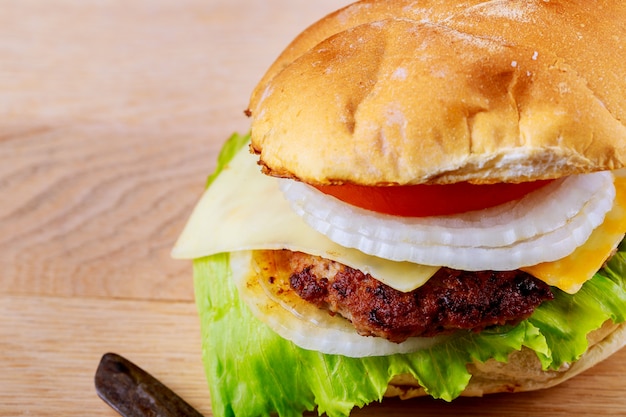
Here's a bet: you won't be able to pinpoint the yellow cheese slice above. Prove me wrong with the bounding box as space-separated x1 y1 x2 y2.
173 144 626 294
172 146 440 293
522 173 626 294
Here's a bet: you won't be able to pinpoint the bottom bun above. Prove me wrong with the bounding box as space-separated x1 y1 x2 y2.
386 320 626 399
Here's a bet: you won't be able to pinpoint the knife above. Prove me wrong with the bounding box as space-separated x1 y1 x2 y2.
95 352 204 417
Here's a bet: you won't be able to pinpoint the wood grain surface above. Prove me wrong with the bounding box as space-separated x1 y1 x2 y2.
2 1 626 416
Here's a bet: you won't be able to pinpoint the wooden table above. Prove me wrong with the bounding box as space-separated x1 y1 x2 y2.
2 1 626 416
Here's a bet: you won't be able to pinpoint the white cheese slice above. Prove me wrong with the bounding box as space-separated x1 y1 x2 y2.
173 143 626 295
172 146 440 293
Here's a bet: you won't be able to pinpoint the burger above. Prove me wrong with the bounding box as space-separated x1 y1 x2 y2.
173 1 626 416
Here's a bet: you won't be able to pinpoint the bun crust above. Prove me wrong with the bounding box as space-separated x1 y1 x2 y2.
248 0 626 185
386 320 626 399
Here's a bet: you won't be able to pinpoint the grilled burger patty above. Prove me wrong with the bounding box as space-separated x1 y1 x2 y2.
282 251 554 343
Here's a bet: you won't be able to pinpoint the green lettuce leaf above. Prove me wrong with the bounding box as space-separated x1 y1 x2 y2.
205 132 250 188
194 250 626 417
191 134 626 417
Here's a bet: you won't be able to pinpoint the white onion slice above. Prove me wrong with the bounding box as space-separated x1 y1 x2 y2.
279 172 615 271
230 250 447 357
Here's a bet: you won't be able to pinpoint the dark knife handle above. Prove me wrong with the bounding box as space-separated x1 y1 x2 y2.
95 352 204 417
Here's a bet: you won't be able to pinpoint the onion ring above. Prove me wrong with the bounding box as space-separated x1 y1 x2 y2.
279 172 615 270
230 250 448 357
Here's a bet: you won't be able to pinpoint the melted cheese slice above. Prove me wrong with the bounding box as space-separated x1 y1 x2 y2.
172 147 440 292
173 146 626 294
522 172 626 294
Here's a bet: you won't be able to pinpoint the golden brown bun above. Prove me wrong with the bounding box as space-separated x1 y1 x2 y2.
248 0 626 185
386 320 626 399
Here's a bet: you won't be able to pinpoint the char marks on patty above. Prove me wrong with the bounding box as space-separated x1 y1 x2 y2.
286 251 553 343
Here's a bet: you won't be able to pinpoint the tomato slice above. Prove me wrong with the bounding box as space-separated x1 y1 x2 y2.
314 180 554 217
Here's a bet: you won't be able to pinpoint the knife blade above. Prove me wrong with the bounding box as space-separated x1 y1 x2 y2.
95 352 204 417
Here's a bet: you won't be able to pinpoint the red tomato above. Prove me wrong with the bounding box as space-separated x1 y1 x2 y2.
314 180 553 217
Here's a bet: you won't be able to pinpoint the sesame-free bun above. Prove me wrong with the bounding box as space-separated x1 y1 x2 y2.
386 320 626 399
248 0 626 185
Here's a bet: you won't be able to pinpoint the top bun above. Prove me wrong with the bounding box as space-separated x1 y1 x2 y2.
248 0 626 185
